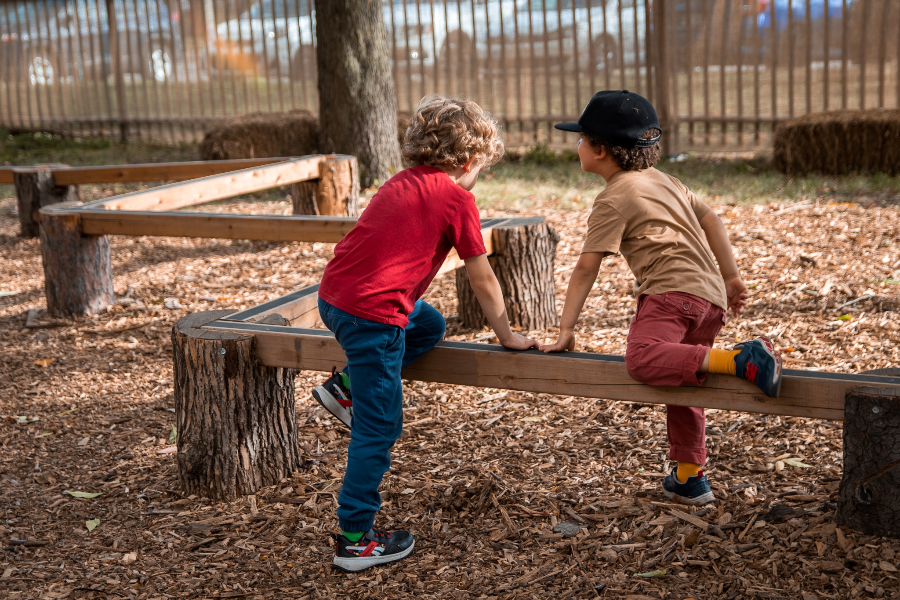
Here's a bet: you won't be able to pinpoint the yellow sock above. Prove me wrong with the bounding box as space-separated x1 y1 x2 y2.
676 462 702 483
707 348 740 376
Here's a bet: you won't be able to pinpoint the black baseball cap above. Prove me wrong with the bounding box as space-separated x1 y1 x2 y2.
555 90 661 148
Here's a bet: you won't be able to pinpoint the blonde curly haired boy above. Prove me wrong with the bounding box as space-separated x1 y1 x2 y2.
312 95 537 572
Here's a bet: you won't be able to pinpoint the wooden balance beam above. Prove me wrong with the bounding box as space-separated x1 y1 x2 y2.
3 157 302 237
201 285 900 423
171 289 900 506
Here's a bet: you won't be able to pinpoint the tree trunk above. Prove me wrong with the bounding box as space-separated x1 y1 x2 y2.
39 207 115 318
14 165 80 238
456 217 560 330
837 380 900 537
315 0 403 187
172 310 301 501
291 155 360 217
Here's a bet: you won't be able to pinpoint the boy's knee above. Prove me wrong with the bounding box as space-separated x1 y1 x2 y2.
625 346 652 383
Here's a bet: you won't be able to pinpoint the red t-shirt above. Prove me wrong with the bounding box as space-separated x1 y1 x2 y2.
318 166 486 327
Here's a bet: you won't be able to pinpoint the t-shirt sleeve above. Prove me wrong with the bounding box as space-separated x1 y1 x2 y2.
687 189 710 221
667 173 710 221
445 199 487 260
582 200 627 255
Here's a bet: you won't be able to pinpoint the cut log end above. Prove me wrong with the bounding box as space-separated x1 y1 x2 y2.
173 310 301 501
291 156 360 217
456 219 560 330
39 210 115 318
838 384 900 537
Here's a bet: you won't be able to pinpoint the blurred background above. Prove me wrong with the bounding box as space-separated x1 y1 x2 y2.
0 0 897 152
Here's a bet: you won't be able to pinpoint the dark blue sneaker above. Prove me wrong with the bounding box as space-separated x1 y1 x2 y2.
331 528 415 572
312 366 353 429
734 336 783 397
663 467 715 505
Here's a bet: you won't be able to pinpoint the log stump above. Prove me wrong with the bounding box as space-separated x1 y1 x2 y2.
456 217 560 330
173 310 301 501
14 165 80 238
291 155 360 216
39 206 115 318
837 380 900 537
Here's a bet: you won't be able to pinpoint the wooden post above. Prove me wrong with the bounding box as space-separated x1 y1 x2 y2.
105 0 128 143
291 155 360 217
837 379 900 537
39 204 115 318
651 0 679 157
14 165 80 238
455 217 560 330
173 310 301 501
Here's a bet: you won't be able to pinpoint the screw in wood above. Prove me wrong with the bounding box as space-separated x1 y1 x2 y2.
873 406 881 414
220 348 226 355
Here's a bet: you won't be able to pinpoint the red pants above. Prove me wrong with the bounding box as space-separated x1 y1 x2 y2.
624 292 726 465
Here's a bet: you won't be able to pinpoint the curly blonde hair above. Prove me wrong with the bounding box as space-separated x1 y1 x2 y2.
401 95 504 170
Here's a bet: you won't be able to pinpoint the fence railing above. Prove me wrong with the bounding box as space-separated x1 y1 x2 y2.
1 0 897 152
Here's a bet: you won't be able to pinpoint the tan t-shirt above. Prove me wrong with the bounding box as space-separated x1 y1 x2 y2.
582 167 727 310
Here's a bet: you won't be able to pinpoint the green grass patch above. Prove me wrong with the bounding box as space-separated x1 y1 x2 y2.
0 128 198 167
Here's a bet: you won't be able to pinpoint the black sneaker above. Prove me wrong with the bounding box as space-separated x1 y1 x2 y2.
734 336 783 398
662 467 715 505
312 367 352 429
331 529 415 572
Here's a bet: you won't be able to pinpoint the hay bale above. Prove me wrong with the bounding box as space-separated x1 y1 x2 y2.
199 110 320 160
772 109 900 175
200 110 413 161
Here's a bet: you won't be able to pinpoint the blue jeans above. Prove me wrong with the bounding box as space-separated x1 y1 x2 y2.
317 298 446 532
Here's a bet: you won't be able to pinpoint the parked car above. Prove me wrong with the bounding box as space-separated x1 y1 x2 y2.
6 0 185 86
0 1 58 84
740 0 851 60
211 0 315 78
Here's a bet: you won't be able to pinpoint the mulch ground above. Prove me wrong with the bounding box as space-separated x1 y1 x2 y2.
1 189 900 600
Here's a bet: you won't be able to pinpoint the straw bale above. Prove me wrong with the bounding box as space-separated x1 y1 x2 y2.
199 110 320 160
772 109 900 176
201 110 413 161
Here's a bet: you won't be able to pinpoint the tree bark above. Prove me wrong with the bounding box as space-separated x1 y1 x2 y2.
291 155 360 217
39 206 115 318
14 165 80 238
172 310 301 502
456 217 560 330
315 0 403 187
837 381 900 537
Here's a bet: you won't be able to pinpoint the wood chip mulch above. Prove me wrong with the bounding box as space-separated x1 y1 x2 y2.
1 193 899 600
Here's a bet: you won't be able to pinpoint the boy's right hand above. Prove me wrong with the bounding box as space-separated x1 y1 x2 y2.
539 329 576 353
499 332 540 351
724 276 749 315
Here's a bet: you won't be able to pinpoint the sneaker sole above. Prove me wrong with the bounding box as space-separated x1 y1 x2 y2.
756 336 784 398
662 488 716 506
332 539 415 572
311 386 352 430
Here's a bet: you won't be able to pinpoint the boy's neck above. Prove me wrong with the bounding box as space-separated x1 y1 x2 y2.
597 161 624 183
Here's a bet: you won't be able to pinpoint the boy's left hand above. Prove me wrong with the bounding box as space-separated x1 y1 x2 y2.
724 276 749 315
499 332 540 351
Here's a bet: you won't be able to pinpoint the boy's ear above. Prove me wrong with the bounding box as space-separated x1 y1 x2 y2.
463 153 480 173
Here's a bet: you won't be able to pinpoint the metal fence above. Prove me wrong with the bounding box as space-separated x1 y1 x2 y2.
1 0 898 152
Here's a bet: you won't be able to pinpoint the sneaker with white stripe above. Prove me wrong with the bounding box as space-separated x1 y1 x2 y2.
331 528 415 572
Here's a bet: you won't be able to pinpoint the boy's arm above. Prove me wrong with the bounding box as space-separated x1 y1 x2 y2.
540 252 604 353
699 210 748 315
463 254 539 350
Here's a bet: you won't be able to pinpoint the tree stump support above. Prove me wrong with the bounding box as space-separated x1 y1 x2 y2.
291 155 360 217
456 217 560 330
173 310 301 501
39 204 115 318
14 165 80 238
837 373 900 537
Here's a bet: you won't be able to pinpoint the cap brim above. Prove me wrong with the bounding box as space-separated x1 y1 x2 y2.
554 122 582 133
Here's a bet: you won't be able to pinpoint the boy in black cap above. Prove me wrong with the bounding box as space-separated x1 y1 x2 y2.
541 90 782 504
